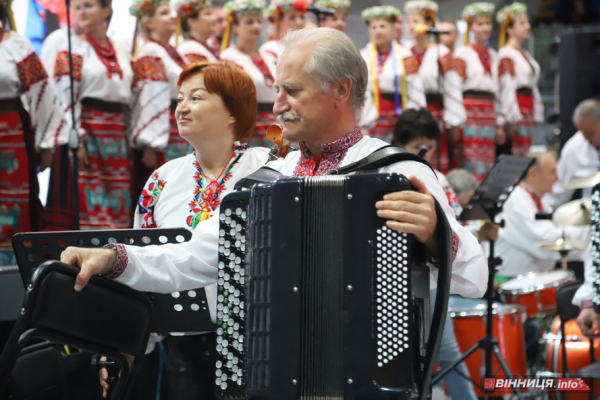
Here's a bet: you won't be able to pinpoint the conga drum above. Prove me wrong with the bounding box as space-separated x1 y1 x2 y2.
545 317 600 399
449 298 528 397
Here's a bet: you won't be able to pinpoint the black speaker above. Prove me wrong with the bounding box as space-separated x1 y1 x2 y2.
558 27 600 148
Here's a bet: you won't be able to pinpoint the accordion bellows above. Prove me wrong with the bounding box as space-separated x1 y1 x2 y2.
215 174 430 399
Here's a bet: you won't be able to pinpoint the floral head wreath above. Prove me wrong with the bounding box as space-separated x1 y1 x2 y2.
404 0 438 22
461 2 495 24
221 0 266 52
314 0 350 16
129 0 169 18
173 0 212 17
270 0 310 14
496 2 527 48
461 2 494 45
496 2 527 25
360 6 400 23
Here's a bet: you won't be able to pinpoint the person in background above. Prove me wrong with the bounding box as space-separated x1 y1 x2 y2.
43 0 134 230
220 0 277 147
496 152 589 279
404 0 454 174
444 2 501 182
496 2 543 157
129 0 191 211
260 0 307 62
0 0 65 264
208 5 227 55
360 5 425 143
315 0 349 32
175 0 219 63
438 20 458 54
549 99 600 209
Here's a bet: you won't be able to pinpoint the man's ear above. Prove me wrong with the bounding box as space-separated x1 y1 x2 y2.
334 76 353 103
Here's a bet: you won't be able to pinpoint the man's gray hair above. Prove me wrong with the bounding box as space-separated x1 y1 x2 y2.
280 28 368 111
573 98 600 124
446 169 478 197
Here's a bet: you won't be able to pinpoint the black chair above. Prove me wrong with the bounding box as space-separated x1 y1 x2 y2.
555 280 600 399
0 228 214 400
0 261 152 400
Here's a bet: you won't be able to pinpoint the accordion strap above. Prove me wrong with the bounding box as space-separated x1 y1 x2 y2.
234 166 284 190
326 145 436 176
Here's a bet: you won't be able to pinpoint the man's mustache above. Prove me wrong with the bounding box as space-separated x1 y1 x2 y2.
277 112 300 123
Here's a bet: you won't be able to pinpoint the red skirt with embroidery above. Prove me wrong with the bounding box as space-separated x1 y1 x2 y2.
0 109 43 250
427 100 457 174
456 97 497 182
251 111 277 148
512 93 534 157
369 98 399 144
78 107 132 229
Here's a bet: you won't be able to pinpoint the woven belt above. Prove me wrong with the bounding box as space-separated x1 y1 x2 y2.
257 103 274 113
0 97 24 114
81 98 126 113
463 90 494 101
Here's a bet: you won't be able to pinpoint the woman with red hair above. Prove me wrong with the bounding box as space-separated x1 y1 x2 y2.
99 61 270 400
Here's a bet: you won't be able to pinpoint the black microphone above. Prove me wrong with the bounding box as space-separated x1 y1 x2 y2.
292 0 335 15
417 145 428 158
535 213 552 220
426 28 451 35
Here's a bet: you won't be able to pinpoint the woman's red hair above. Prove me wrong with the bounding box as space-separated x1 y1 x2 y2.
177 61 257 142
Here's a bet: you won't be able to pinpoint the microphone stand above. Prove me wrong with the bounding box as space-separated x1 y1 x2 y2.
65 0 80 229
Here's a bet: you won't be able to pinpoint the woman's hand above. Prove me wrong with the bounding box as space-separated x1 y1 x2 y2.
77 145 89 171
141 147 158 169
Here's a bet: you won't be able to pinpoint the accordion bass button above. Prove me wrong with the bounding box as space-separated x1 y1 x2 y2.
348 379 354 385
292 379 298 385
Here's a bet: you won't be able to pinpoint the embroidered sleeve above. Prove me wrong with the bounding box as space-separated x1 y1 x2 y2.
185 53 208 63
130 56 171 149
451 229 459 262
498 57 515 77
452 57 467 80
17 51 66 149
403 55 420 75
103 243 128 279
53 51 83 81
439 53 453 74
132 56 168 87
136 170 167 229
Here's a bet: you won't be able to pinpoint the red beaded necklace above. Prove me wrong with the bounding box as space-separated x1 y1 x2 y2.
86 34 123 79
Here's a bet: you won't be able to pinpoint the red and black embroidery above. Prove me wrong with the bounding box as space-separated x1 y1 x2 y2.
471 44 492 76
293 127 363 177
54 51 83 81
185 53 209 63
251 56 274 87
498 57 515 77
403 55 420 75
132 56 168 87
439 53 453 74
452 58 467 80
103 243 129 279
86 34 123 79
18 52 48 92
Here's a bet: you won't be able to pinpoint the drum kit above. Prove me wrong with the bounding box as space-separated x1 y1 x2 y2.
446 170 597 398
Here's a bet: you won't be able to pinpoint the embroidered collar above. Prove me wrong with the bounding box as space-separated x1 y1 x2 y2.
471 43 491 75
294 127 363 177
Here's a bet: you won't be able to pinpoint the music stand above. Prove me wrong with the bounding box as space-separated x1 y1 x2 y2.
432 155 534 400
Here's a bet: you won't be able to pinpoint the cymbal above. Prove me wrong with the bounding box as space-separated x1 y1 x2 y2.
552 198 591 226
564 172 600 189
534 237 587 252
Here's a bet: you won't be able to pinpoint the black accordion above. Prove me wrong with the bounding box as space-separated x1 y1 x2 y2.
214 173 432 400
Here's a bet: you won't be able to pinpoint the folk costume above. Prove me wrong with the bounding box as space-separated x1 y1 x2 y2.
129 0 192 211
360 6 426 144
496 2 543 156
0 30 65 260
445 2 499 182
44 28 134 229
174 0 220 63
259 0 311 63
220 0 277 147
134 143 269 399
404 1 455 173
